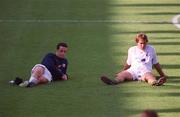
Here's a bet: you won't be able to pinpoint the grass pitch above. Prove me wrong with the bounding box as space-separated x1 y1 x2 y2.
0 0 180 117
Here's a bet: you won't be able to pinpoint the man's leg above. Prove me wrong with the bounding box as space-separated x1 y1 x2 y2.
115 71 133 82
28 66 49 87
141 72 156 85
141 72 165 86
101 71 133 85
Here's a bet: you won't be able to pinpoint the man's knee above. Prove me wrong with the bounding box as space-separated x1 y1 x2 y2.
144 72 156 79
32 66 45 77
144 72 156 84
116 71 132 82
38 76 49 84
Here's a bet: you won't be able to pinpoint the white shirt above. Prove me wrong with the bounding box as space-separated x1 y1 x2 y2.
127 45 158 72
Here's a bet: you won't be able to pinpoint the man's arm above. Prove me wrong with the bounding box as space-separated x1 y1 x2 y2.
123 63 131 70
153 63 167 82
154 63 165 76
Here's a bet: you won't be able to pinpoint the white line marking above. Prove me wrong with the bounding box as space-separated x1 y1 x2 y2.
172 14 180 28
0 19 172 24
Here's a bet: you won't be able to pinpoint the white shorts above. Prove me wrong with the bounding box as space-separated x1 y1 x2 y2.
127 68 151 81
31 64 52 82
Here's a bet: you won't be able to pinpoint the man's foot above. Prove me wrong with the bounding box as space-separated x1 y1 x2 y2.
26 82 36 87
152 77 166 86
19 81 29 87
100 76 118 85
9 77 23 85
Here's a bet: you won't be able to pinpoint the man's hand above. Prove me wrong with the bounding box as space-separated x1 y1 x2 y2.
160 75 167 83
62 74 68 80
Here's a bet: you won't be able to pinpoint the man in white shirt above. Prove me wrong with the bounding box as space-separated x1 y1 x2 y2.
101 33 167 86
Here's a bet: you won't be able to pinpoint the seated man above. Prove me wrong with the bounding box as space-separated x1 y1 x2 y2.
101 33 167 86
10 42 69 87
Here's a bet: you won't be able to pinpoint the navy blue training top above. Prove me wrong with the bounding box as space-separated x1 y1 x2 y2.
41 53 68 81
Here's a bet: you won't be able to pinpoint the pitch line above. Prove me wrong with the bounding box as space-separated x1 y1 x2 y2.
172 14 180 28
0 19 173 24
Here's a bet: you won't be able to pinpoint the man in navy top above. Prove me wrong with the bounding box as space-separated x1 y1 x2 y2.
18 42 68 87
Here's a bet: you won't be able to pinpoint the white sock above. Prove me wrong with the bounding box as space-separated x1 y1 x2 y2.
29 76 38 84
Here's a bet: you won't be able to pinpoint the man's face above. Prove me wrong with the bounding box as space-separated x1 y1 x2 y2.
57 46 68 58
137 38 147 50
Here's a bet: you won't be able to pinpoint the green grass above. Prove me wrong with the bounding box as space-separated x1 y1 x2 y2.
0 0 180 117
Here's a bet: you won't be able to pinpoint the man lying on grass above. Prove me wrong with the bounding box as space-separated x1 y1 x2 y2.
10 42 69 87
101 33 167 86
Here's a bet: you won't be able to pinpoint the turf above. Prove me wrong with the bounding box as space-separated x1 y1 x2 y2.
0 0 180 117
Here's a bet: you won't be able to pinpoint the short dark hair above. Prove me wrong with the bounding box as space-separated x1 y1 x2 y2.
56 42 68 49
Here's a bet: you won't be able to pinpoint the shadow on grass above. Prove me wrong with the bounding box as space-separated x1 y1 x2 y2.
166 76 180 84
150 42 180 45
110 3 180 7
127 107 180 115
166 76 180 79
154 37 180 39
112 40 180 46
161 64 180 69
120 92 180 97
113 52 180 57
139 12 180 15
113 30 180 35
0 0 126 117
157 52 180 56
157 108 180 113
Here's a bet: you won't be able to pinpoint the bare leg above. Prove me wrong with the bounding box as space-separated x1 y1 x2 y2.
30 66 48 84
101 71 133 85
115 71 133 82
141 72 157 85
